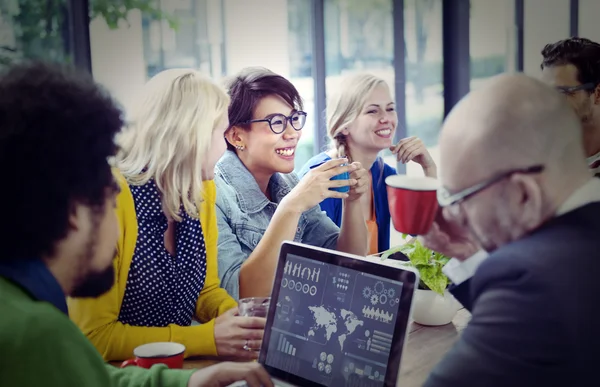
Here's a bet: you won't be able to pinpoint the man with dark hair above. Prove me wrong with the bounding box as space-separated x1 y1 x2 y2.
540 37 600 176
0 62 272 387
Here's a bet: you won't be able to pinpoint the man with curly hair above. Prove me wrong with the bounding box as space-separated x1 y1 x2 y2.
540 37 600 176
0 62 272 387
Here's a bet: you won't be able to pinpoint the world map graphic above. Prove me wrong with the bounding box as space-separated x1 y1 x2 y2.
307 305 364 350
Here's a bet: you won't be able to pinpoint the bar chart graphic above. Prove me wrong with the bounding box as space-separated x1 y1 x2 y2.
277 334 297 356
369 330 392 356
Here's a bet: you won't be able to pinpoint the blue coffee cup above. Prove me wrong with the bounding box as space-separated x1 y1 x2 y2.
310 160 350 193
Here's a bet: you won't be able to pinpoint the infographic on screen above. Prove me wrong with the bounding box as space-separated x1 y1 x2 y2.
265 254 404 386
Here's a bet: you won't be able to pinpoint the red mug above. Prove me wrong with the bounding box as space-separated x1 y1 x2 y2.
385 175 439 235
120 342 185 369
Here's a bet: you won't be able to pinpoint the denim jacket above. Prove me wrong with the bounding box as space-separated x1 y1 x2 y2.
214 150 339 299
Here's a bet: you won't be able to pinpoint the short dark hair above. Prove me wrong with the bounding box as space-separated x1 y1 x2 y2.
541 37 600 88
0 62 123 261
225 67 303 151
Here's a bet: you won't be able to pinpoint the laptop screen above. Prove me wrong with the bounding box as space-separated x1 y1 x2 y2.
264 253 405 386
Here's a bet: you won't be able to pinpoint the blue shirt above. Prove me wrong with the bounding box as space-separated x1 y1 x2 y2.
0 259 67 314
214 150 340 299
298 152 397 252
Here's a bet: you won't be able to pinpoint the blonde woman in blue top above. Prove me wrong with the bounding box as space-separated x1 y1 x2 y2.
299 73 437 254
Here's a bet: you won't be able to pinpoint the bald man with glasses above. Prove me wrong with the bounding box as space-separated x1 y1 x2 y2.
420 73 600 387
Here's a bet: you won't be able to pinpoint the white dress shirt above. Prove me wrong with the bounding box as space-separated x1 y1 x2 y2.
588 152 600 176
443 178 600 285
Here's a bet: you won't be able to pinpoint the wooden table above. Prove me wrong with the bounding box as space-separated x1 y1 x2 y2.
177 309 471 386
398 309 470 385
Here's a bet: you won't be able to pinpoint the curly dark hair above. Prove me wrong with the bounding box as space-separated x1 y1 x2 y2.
541 37 600 88
224 66 303 151
0 62 123 261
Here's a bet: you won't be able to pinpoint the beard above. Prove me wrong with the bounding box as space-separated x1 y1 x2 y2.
71 262 115 298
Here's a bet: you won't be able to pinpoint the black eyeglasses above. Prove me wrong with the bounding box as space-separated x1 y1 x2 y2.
437 165 545 208
243 111 307 134
555 83 597 95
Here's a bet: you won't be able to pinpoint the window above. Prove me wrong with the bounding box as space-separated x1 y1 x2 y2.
523 0 569 76
403 0 443 174
89 0 315 170
579 0 600 43
470 0 516 90
0 0 71 68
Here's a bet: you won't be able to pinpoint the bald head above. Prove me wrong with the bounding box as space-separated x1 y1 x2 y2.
440 73 588 187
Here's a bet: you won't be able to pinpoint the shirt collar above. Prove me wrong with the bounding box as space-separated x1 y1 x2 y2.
556 178 600 216
0 259 68 315
216 150 296 213
587 151 600 175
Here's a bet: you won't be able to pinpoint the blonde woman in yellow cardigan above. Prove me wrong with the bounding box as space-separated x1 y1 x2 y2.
68 69 265 361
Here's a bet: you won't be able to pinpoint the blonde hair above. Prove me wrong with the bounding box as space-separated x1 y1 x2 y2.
327 73 388 162
116 69 230 221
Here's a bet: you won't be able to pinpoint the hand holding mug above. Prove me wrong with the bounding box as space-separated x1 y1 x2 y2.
283 158 357 213
213 307 265 359
187 361 273 387
345 162 369 202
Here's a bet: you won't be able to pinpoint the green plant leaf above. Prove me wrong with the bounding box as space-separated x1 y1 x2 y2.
417 264 448 296
380 238 451 296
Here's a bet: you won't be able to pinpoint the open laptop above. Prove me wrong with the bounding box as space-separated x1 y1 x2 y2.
230 241 418 387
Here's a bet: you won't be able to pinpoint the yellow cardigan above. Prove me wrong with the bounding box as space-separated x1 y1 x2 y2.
67 173 237 361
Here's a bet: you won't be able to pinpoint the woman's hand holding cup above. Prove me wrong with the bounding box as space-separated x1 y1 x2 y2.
213 306 266 359
282 158 358 213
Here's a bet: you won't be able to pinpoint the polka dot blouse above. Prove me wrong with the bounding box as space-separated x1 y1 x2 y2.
118 179 207 327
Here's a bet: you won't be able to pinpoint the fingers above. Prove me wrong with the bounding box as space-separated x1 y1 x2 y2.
401 147 427 164
325 190 350 199
324 163 357 179
242 363 274 387
329 178 357 188
240 328 264 341
244 339 263 351
390 136 416 153
396 141 424 163
237 316 267 329
315 158 349 172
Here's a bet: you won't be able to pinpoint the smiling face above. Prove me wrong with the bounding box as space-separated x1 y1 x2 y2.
345 84 398 154
233 94 302 176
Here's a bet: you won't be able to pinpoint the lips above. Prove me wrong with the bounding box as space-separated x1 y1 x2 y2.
275 147 295 157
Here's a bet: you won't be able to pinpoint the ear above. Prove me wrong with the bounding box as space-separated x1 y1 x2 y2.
507 174 544 233
67 202 84 232
225 126 246 148
593 84 600 105
341 127 350 136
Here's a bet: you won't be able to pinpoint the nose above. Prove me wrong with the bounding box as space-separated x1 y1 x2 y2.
379 112 390 123
282 119 300 139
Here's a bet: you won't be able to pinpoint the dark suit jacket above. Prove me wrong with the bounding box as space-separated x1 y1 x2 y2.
424 202 600 387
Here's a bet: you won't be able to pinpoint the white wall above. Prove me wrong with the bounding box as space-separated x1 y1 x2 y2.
523 0 570 76
580 0 600 42
223 0 290 77
90 10 147 117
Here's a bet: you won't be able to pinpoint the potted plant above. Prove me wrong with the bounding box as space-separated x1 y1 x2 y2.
380 236 460 326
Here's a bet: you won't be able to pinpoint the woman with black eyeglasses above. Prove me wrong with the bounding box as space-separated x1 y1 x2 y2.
214 67 369 300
